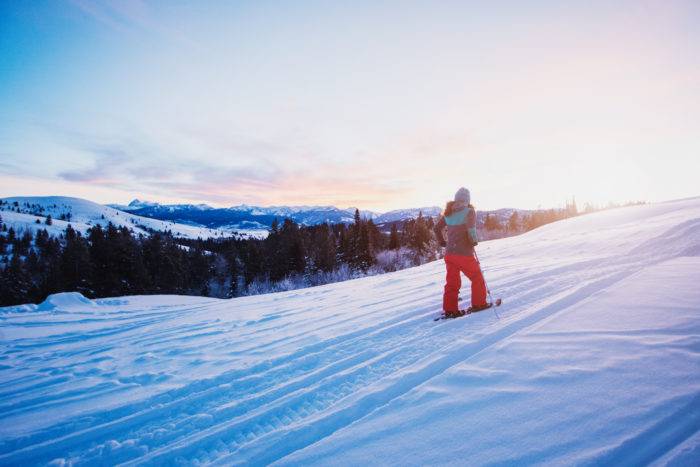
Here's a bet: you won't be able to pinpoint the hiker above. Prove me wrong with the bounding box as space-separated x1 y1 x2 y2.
434 187 488 317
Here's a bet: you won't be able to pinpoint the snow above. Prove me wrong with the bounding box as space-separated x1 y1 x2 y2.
1 196 238 239
1 197 699 465
36 293 97 312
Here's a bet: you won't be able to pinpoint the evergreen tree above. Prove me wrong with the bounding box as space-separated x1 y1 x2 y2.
241 240 265 287
280 219 305 275
485 213 501 231
389 224 399 250
219 242 241 297
206 254 232 298
142 232 186 294
0 254 32 305
508 211 520 233
110 226 149 295
367 219 382 252
312 224 337 272
407 212 431 256
87 224 110 295
60 225 92 295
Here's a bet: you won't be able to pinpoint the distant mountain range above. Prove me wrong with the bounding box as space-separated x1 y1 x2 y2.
108 199 444 231
1 196 532 240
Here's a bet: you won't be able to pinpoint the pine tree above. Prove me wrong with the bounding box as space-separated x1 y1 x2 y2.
508 211 520 233
60 225 92 296
87 224 110 296
111 226 148 295
367 219 382 252
313 224 337 272
357 223 373 271
389 224 399 250
0 254 32 306
485 213 501 231
408 212 431 257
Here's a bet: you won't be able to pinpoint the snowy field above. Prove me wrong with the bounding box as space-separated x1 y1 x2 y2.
0 196 249 239
1 197 699 465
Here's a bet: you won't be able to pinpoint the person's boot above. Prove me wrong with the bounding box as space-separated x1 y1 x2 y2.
444 310 465 318
468 303 491 313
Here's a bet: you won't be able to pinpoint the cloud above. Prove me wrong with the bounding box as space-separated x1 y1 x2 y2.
68 0 199 49
58 146 131 183
50 133 404 208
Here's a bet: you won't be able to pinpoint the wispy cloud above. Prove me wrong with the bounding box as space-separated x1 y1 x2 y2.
48 131 404 208
58 146 131 184
68 0 199 49
3 1 699 209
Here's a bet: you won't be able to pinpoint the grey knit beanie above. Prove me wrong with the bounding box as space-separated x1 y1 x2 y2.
454 187 471 205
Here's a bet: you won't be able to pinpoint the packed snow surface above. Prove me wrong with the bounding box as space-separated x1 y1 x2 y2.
1 198 699 465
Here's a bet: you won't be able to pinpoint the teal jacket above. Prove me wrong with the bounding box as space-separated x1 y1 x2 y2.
435 203 478 256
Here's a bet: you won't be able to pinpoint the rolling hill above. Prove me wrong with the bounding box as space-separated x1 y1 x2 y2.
0 196 257 239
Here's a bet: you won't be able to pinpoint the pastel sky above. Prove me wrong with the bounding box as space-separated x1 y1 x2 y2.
1 0 699 211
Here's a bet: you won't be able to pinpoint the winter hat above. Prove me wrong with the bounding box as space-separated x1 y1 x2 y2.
454 187 470 205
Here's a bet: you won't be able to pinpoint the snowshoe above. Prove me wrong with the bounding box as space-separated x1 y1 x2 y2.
434 298 502 321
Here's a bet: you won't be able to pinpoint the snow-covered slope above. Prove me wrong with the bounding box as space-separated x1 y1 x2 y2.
0 196 247 239
1 197 699 465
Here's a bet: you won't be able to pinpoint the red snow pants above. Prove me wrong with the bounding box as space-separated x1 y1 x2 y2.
443 254 487 312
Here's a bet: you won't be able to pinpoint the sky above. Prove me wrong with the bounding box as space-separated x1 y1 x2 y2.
1 0 699 212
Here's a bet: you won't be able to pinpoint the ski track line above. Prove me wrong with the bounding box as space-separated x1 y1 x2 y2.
2 264 608 464
1 296 476 461
1 257 645 465
0 381 126 417
1 294 454 458
212 268 642 466
586 394 700 466
5 304 214 351
231 300 437 358
1 266 548 432
231 290 440 342
227 259 606 359
0 266 584 412
123 268 639 465
0 302 443 462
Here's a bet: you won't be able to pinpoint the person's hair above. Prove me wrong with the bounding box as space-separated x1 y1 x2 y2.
444 200 474 216
443 201 454 216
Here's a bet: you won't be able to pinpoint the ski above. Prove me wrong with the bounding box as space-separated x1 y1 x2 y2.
434 298 502 321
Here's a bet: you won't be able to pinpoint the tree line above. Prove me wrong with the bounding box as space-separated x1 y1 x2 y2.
0 210 437 306
1 199 643 307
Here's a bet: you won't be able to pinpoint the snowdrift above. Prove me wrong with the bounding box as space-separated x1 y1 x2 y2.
1 198 699 465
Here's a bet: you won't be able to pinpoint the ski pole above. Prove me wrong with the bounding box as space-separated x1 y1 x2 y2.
474 249 500 320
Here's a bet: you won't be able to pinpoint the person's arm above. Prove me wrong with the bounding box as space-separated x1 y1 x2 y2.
467 208 478 246
434 216 447 247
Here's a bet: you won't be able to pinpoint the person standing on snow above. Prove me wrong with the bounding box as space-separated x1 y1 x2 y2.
434 187 489 318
